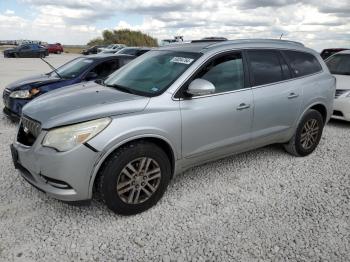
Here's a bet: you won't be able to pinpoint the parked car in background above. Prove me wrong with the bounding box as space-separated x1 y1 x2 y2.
98 44 126 53
3 54 135 120
320 48 349 60
325 50 350 121
3 44 48 58
11 39 335 215
81 45 107 55
47 43 64 54
114 47 151 56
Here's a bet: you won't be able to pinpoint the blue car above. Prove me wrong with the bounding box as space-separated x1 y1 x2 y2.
3 43 48 58
3 54 135 120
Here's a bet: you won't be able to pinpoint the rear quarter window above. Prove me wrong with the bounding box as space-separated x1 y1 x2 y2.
283 50 322 77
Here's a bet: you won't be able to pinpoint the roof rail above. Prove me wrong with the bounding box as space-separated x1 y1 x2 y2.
191 37 228 43
207 39 304 48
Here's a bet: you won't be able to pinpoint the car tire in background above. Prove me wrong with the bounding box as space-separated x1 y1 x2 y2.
97 141 171 215
284 109 324 157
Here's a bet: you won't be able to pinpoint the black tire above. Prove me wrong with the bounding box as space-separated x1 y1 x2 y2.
98 141 171 215
284 109 324 157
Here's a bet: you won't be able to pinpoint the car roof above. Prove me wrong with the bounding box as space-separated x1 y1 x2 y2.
157 39 310 53
83 54 135 60
121 47 152 50
321 48 349 51
332 50 350 55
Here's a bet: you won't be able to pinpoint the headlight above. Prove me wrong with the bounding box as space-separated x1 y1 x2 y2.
10 90 31 99
9 88 40 99
42 118 111 152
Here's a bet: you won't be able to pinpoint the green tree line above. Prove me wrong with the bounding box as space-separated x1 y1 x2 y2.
87 29 158 47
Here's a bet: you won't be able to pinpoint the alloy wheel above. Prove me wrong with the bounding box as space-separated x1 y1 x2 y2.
300 119 319 150
116 157 161 204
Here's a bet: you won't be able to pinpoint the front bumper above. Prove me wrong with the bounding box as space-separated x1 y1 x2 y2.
3 107 20 122
12 130 101 201
332 97 350 121
3 92 29 120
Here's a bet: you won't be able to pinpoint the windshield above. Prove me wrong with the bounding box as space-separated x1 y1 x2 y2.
326 54 350 75
49 58 94 79
104 50 201 96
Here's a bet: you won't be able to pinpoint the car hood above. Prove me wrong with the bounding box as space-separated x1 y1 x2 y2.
5 74 63 91
334 74 350 90
22 81 150 129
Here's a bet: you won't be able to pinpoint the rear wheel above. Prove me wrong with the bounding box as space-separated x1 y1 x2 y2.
98 141 171 215
284 109 324 156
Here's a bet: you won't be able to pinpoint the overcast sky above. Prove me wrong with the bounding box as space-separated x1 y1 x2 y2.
0 0 349 51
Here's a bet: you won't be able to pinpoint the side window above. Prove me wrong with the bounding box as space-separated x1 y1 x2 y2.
119 58 132 67
194 52 244 94
247 50 284 86
283 50 322 77
21 45 30 50
136 50 149 56
90 60 120 78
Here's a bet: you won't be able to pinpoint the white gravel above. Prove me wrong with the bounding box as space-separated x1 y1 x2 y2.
0 54 349 261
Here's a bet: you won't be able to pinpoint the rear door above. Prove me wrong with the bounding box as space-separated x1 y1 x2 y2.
246 49 302 144
179 51 253 165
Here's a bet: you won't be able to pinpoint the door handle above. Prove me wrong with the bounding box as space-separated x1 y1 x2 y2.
288 92 299 99
236 103 250 111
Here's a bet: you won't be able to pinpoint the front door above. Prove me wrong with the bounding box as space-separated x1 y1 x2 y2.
179 51 253 165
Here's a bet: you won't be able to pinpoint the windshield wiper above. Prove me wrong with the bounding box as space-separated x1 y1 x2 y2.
40 58 63 79
105 83 136 94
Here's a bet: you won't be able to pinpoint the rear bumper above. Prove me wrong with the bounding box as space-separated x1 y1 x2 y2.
332 98 350 121
12 135 101 201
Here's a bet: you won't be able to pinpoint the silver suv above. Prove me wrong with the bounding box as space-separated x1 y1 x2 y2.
11 39 335 215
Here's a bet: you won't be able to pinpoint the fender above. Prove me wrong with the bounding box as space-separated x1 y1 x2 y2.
86 133 179 199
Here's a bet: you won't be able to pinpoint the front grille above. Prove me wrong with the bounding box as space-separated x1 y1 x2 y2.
335 89 348 98
22 116 41 138
17 116 41 146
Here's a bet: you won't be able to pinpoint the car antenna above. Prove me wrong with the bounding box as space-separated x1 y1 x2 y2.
40 57 62 79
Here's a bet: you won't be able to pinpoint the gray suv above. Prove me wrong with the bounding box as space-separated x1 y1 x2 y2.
11 39 335 215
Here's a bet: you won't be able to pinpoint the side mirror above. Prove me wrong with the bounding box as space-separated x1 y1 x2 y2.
85 72 98 81
187 79 215 96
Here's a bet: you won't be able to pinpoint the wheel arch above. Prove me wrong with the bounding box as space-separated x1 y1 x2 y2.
297 102 328 127
88 135 177 198
310 103 327 124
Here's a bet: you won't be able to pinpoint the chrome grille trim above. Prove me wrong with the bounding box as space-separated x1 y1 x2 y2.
3 88 11 97
21 116 41 138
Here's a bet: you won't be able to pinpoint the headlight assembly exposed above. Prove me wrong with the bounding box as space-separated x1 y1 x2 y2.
10 90 31 99
10 88 40 99
42 118 111 152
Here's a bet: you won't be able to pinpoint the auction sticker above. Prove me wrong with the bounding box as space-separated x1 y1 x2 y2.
170 57 194 64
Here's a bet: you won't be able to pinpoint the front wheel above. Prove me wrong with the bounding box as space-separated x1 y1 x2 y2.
284 109 324 157
98 141 171 215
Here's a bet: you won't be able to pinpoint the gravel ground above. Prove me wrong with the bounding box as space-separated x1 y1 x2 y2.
0 54 349 261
